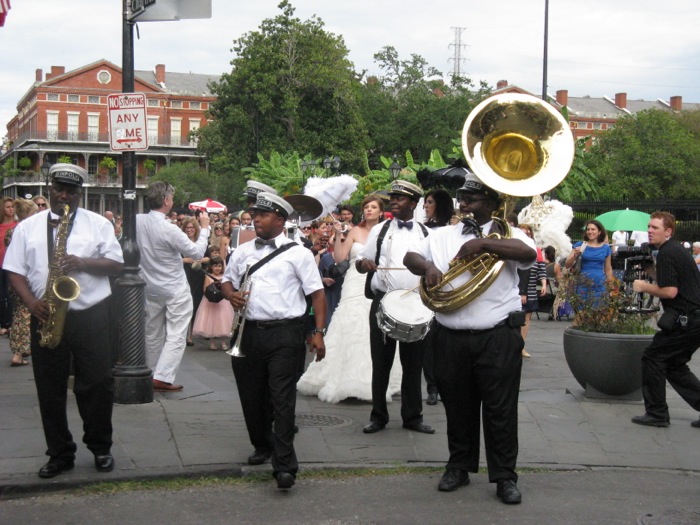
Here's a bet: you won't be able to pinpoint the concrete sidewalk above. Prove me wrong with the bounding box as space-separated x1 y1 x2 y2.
1 318 699 497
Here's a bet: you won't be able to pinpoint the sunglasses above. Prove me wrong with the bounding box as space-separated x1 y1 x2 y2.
36 202 48 208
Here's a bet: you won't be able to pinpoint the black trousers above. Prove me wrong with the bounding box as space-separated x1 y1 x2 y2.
435 322 523 483
31 299 114 460
231 319 305 477
368 295 424 427
642 316 700 419
422 320 438 395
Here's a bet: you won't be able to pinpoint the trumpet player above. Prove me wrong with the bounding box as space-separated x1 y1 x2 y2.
4 164 123 478
403 172 536 504
221 192 326 490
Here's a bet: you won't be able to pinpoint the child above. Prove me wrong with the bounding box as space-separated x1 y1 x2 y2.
191 256 235 350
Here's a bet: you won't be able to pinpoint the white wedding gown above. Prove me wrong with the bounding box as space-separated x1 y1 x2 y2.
297 242 402 403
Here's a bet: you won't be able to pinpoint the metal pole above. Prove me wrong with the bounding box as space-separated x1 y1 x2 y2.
542 0 549 101
113 0 152 404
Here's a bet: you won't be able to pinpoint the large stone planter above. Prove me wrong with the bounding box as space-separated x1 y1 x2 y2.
563 327 653 400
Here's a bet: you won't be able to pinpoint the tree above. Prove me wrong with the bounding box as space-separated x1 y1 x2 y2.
153 161 238 209
587 109 700 199
197 1 368 186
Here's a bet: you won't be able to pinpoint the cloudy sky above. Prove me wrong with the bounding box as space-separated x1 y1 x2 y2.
2 0 699 132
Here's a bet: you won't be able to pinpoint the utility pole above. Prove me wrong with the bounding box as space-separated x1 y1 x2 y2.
542 0 549 101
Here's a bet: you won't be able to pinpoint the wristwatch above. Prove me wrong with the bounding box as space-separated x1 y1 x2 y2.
312 328 327 336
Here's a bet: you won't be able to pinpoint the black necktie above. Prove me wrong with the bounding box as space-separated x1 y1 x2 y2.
255 238 276 249
461 217 482 236
396 220 413 230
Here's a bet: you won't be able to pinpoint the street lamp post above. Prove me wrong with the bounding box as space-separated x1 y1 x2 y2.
112 0 152 404
300 159 317 188
322 155 342 175
40 160 52 197
389 159 402 181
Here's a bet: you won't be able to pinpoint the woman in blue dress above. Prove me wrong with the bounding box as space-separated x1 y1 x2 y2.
564 219 613 303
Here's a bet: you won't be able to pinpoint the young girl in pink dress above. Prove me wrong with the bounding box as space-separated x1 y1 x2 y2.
192 257 235 350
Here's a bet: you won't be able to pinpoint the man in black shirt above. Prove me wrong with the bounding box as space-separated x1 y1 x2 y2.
631 211 700 428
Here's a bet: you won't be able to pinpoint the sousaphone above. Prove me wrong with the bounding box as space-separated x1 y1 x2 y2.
419 93 575 313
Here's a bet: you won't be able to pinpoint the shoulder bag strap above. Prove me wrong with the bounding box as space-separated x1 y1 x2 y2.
248 242 297 277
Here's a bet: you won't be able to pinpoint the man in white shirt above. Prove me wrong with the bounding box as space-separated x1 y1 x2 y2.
4 164 123 479
356 180 434 436
222 192 326 490
136 182 210 392
404 172 536 504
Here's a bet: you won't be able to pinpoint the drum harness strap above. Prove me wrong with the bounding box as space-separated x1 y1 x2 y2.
374 219 429 343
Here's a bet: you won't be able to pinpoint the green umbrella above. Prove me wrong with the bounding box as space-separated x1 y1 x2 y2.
595 209 651 232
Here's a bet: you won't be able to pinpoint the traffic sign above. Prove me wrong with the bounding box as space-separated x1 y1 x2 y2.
107 93 149 151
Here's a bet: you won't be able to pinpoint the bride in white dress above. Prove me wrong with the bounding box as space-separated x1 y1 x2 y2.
297 195 402 403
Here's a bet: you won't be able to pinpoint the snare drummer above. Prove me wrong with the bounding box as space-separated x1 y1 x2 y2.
403 172 536 503
356 180 435 435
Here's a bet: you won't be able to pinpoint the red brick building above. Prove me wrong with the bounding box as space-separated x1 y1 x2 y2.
1 59 219 214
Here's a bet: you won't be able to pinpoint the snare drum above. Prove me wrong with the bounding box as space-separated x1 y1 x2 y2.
376 289 434 343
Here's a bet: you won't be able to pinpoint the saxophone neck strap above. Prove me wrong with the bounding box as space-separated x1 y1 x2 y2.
46 209 77 262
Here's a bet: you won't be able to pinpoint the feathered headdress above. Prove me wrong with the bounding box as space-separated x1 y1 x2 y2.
303 175 358 217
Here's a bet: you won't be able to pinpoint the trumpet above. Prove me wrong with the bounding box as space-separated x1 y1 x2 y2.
226 266 253 357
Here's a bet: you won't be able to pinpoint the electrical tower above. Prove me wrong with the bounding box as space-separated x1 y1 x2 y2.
448 26 468 80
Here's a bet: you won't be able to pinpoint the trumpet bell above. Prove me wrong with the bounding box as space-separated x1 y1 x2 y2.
462 93 574 197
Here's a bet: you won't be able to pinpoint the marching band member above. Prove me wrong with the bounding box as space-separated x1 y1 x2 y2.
4 164 123 478
222 192 326 490
404 172 536 503
356 180 434 435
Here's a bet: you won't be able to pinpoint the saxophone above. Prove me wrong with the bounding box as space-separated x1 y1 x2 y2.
38 204 81 349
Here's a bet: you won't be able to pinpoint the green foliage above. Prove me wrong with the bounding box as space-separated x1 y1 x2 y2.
554 138 600 201
242 151 309 196
99 156 117 172
198 1 368 175
151 161 236 209
587 109 700 200
143 159 156 176
58 155 72 164
559 273 656 334
17 156 31 170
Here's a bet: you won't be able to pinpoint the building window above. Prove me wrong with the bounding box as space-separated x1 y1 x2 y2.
68 94 79 103
97 70 111 84
67 112 79 140
148 98 159 107
188 119 201 146
593 122 602 130
171 100 182 109
170 118 181 145
88 96 100 104
190 101 200 110
47 111 59 140
47 93 59 101
147 117 159 144
88 113 100 142
88 156 98 175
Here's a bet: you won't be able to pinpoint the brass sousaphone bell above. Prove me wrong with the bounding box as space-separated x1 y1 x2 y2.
419 93 575 313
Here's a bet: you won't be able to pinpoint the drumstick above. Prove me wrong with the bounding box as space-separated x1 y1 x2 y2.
400 285 421 296
375 267 408 270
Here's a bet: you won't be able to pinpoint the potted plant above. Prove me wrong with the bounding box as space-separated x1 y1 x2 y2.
99 156 117 180
559 273 657 400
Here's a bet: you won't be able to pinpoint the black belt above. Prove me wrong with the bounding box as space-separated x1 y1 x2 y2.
440 319 507 335
247 316 303 329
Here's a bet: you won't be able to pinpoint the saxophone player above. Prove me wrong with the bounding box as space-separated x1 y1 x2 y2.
403 172 536 504
4 164 123 479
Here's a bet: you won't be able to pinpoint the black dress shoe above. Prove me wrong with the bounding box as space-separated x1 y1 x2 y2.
496 479 522 504
247 449 271 465
276 472 295 489
362 421 385 434
631 413 670 427
94 454 114 472
426 392 438 406
691 417 700 428
437 469 470 492
403 422 435 434
38 458 75 479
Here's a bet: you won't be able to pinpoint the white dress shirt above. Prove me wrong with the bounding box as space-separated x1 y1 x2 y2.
136 210 209 296
222 232 322 321
358 220 428 294
409 221 535 330
3 208 123 311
